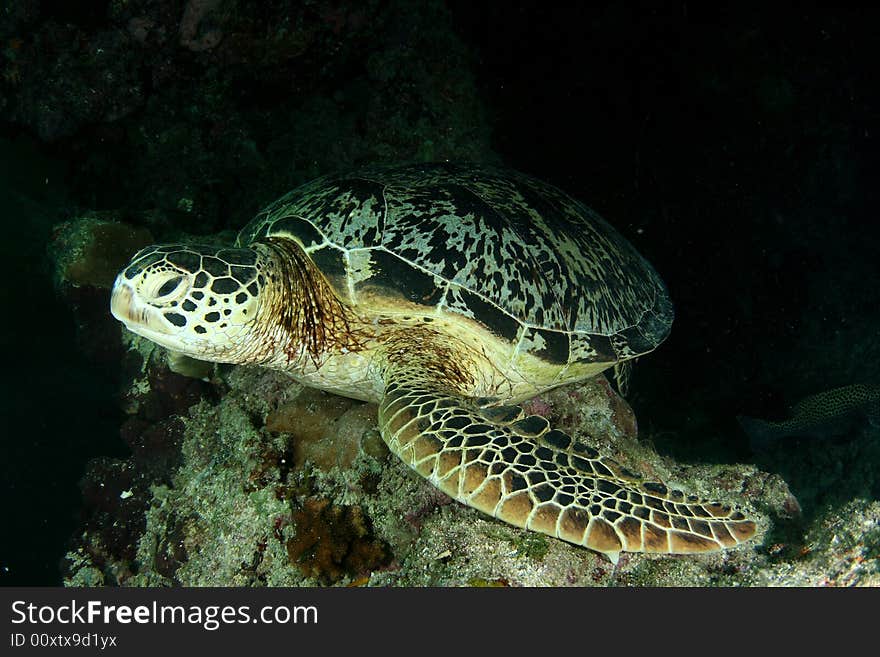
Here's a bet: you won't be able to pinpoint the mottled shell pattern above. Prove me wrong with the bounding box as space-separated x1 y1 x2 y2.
236 162 673 368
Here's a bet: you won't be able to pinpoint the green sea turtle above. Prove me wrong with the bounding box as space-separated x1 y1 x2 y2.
110 162 756 563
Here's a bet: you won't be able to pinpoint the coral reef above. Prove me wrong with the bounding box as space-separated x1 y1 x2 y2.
67 352 873 587
3 0 494 235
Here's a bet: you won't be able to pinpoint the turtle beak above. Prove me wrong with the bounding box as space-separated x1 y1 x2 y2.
110 276 172 335
110 276 134 324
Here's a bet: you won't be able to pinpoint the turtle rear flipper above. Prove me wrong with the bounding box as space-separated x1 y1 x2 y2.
379 369 757 563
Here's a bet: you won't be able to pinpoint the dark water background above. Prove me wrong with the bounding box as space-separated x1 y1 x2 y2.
1 3 878 585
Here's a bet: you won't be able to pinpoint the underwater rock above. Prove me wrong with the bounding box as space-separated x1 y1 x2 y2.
178 0 225 53
124 353 218 423
266 389 356 442
62 358 880 586
49 217 154 373
752 498 880 586
63 456 151 586
119 416 186 483
51 217 154 290
5 20 145 141
10 0 493 238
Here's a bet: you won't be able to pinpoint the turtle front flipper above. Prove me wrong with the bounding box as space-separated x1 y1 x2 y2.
378 378 757 563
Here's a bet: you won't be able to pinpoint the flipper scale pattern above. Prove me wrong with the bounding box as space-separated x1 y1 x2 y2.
379 384 756 562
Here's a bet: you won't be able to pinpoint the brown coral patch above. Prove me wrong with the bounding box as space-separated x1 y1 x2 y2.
266 389 382 471
286 498 391 584
59 220 154 289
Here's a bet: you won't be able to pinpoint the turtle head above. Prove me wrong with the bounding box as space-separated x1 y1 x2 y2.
110 244 267 363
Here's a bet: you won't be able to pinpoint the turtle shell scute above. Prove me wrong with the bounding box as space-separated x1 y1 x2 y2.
237 163 673 363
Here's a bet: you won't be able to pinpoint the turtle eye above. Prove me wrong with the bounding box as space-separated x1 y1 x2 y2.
157 276 183 297
146 273 187 303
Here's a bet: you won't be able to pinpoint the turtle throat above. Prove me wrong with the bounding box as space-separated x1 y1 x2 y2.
251 236 359 370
